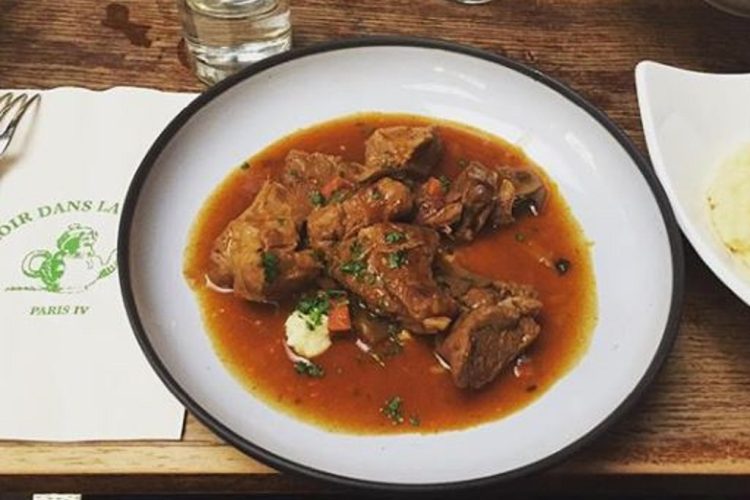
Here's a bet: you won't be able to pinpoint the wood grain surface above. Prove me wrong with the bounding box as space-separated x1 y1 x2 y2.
1 0 750 494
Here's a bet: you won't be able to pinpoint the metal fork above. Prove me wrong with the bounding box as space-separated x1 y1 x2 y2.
0 92 41 159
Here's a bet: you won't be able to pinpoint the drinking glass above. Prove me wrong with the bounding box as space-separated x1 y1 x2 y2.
177 0 292 85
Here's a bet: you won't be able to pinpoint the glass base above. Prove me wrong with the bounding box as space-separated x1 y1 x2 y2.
186 32 292 86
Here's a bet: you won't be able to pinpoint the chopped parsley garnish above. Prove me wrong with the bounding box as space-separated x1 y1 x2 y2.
364 272 377 285
381 396 404 425
341 259 367 279
310 190 325 207
239 162 250 170
457 158 468 168
409 415 421 427
294 361 325 378
350 240 364 259
296 293 330 327
325 289 347 299
387 249 408 269
370 187 384 200
554 258 571 275
261 251 279 283
378 324 405 357
439 175 452 192
385 231 406 244
515 232 526 242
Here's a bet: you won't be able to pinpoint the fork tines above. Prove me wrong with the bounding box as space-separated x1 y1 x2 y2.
0 91 41 158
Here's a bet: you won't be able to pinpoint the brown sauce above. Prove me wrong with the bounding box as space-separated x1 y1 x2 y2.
184 113 597 434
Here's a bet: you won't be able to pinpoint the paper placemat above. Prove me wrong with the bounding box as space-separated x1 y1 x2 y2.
0 87 197 441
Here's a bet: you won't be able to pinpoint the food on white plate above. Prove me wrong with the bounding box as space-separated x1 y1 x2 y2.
184 113 597 434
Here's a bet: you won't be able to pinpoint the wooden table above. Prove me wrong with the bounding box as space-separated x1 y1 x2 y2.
2 0 750 494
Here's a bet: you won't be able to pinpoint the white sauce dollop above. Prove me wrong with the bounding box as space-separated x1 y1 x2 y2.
285 310 331 359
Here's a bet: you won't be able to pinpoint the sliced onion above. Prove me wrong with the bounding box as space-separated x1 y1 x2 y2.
204 274 233 294
433 351 452 371
355 338 385 367
538 257 554 269
355 338 372 353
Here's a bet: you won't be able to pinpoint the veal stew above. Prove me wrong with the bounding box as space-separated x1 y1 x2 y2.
184 113 596 433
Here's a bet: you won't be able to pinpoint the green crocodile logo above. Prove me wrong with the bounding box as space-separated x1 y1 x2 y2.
7 223 116 293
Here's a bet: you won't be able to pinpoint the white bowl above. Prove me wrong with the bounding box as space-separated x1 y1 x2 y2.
636 61 750 307
119 38 683 490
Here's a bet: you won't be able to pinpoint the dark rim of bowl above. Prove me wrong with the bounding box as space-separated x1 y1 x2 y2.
118 35 685 492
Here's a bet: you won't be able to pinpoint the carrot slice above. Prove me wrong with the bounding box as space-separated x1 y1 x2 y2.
328 303 351 333
424 177 444 198
321 176 352 198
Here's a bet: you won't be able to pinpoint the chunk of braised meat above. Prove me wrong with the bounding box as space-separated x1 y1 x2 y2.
416 162 547 241
437 298 541 389
307 178 414 250
413 175 460 228
282 149 359 187
281 150 362 217
435 252 542 389
434 251 538 307
494 176 517 227
327 223 458 334
497 167 548 216
208 181 322 302
416 162 506 241
359 126 442 182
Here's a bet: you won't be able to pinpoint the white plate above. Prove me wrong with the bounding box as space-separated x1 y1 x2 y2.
119 38 683 490
636 61 750 307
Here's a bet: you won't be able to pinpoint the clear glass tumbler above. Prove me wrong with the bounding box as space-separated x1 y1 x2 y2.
177 0 292 85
